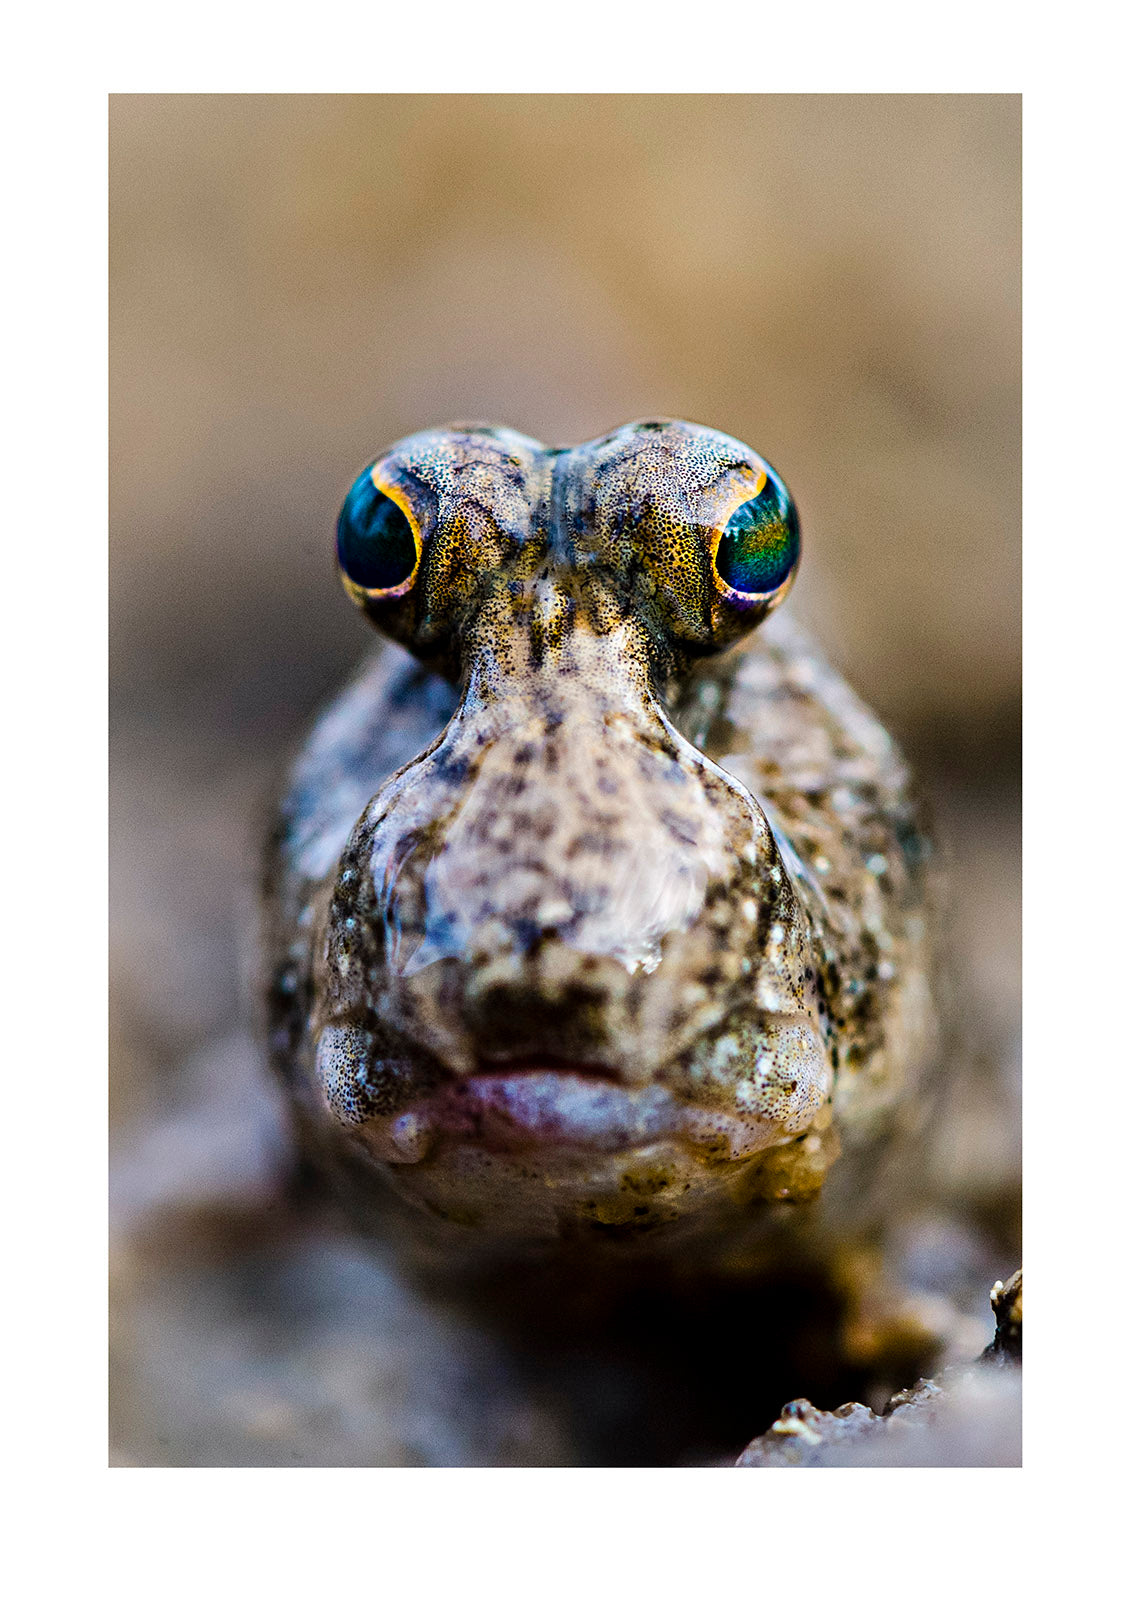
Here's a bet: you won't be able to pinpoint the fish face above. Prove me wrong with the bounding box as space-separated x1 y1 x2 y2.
302 422 834 1240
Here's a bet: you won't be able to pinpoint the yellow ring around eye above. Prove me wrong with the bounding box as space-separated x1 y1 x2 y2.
717 470 767 522
338 464 423 605
706 469 767 583
368 466 423 594
709 464 800 605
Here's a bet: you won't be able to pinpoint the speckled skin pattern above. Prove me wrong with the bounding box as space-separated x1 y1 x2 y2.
262 421 938 1264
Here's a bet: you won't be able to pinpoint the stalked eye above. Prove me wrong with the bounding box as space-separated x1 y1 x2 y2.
337 467 420 598
713 467 800 599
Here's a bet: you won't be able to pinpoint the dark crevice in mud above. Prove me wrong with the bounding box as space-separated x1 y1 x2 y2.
441 1267 933 1467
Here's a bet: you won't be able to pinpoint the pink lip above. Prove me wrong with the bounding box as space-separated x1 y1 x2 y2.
363 1064 789 1165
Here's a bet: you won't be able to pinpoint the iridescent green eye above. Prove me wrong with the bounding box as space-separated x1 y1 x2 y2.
337 467 419 596
714 469 800 599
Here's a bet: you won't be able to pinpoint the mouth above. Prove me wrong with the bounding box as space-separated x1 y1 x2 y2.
364 1055 798 1166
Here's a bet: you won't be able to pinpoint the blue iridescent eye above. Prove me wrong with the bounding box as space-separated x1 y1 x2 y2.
337 468 419 594
714 471 800 597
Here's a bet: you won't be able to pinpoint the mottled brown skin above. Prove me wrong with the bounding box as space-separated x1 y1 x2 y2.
262 421 938 1272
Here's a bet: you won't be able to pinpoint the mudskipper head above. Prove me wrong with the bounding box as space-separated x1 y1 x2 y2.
312 420 833 1243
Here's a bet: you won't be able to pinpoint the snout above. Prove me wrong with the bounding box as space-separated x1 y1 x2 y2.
323 674 818 1059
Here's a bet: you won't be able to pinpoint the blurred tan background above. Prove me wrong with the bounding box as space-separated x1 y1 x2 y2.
110 95 1020 1466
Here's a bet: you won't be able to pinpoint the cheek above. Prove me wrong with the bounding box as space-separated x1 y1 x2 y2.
315 1024 379 1126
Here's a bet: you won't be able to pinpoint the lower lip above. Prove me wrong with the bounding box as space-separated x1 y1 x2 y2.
366 1067 787 1165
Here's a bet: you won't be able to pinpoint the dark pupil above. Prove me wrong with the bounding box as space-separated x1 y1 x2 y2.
337 472 417 591
714 480 799 595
